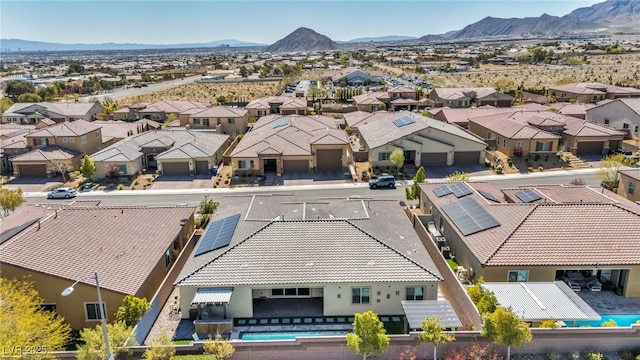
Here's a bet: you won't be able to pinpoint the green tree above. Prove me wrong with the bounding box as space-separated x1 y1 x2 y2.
0 97 14 113
446 171 469 182
539 320 560 328
406 166 426 201
203 333 235 360
80 155 96 179
37 86 57 101
115 295 151 327
482 307 532 360
17 92 43 103
4 80 36 101
0 187 26 218
143 332 175 360
419 316 455 360
467 276 498 315
390 148 405 173
77 321 137 360
198 194 219 228
599 153 635 189
0 278 71 358
346 311 390 360
162 113 177 129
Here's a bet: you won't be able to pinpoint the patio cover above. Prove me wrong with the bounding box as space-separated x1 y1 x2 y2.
191 288 233 304
482 281 601 322
401 300 463 329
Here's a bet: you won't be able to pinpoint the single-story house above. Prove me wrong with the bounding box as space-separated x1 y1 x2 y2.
586 98 640 139
244 96 308 118
90 130 230 178
354 111 487 168
175 195 443 332
429 104 547 129
91 119 158 147
418 182 640 297
324 67 383 86
0 202 196 330
113 100 209 122
428 88 513 108
229 114 350 175
2 102 104 124
353 86 419 112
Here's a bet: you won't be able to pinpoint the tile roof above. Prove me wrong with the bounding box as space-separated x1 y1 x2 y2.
10 145 80 162
25 120 101 137
230 115 347 157
421 183 640 267
133 100 208 114
469 113 560 140
358 111 485 149
561 116 625 137
0 205 195 294
176 196 441 287
91 130 229 162
3 102 102 118
352 92 385 106
245 96 307 110
619 168 640 181
186 106 247 118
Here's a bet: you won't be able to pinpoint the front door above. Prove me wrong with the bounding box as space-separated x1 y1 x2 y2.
263 159 277 172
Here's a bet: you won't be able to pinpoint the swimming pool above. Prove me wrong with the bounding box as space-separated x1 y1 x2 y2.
240 330 350 341
573 314 640 327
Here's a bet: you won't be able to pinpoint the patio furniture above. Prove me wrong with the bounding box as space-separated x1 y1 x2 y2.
587 279 602 292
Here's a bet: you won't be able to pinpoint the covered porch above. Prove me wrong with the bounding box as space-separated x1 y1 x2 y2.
190 288 234 335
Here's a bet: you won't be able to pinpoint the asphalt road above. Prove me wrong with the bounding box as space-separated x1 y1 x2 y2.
81 75 203 102
27 170 602 207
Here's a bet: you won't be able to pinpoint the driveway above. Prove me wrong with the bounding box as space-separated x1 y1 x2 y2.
150 174 214 190
1 176 63 193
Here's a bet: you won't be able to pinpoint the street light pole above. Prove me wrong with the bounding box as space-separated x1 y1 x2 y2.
62 271 114 360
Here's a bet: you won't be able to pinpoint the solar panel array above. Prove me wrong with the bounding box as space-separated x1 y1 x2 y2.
194 213 241 256
392 116 416 127
478 190 500 203
514 189 542 203
433 183 472 198
433 185 452 197
272 118 290 129
441 197 500 236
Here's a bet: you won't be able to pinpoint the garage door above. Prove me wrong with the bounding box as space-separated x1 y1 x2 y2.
316 149 342 171
161 162 189 175
283 160 309 172
195 161 209 175
17 164 47 177
454 151 480 164
421 153 448 166
577 141 604 155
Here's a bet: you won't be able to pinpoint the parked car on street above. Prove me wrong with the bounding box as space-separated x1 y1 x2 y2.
369 174 396 189
47 187 77 199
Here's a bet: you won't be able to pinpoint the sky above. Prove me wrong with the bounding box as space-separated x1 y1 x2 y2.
1 0 604 44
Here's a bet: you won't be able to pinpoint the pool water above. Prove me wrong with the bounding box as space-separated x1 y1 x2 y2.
241 331 349 341
573 314 640 327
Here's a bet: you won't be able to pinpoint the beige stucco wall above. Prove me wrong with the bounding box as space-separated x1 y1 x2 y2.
93 158 144 179
469 122 558 156
618 173 640 203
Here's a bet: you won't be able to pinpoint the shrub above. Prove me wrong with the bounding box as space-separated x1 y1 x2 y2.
527 167 534 172
495 166 503 175
547 353 562 360
587 352 603 360
601 318 618 327
538 165 544 171
117 184 124 190
143 332 175 360
133 179 139 186
507 158 514 168
539 320 559 328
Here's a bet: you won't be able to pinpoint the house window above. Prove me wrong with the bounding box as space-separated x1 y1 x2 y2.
507 270 529 282
81 135 87 144
378 152 391 161
95 130 101 138
238 160 253 169
228 118 235 124
604 119 609 125
629 181 636 195
406 287 424 301
85 302 107 321
203 119 210 126
68 137 75 143
270 288 310 297
352 287 370 304
258 110 266 117
487 131 492 139
164 250 171 268
193 118 200 124
118 164 127 174
515 141 522 148
635 126 639 133
63 137 68 143
35 138 47 147
623 123 630 129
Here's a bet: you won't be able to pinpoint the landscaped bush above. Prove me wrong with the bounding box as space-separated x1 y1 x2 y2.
528 167 534 172
538 165 544 171
117 184 124 190
587 352 603 360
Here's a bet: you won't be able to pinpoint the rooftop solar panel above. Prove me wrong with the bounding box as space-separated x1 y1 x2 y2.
392 116 416 127
272 118 289 129
441 197 500 236
194 213 241 256
514 189 542 203
449 182 472 198
478 190 500 203
433 185 452 197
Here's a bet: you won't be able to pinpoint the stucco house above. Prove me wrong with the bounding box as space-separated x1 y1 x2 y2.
113 100 209 122
418 182 640 297
428 88 513 108
229 114 350 175
11 120 103 177
352 111 486 168
90 130 230 178
0 202 195 330
244 96 308 119
179 106 249 136
586 98 640 140
353 86 421 112
618 169 640 204
1 102 104 124
324 67 383 86
175 195 442 333
548 83 640 103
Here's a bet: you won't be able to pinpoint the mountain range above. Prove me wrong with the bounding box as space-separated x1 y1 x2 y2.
1 0 638 53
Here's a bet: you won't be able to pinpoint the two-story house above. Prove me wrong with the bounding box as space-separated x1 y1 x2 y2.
11 120 103 177
179 106 249 136
244 96 307 119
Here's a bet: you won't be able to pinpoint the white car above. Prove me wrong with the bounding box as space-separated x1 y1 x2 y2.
47 187 77 199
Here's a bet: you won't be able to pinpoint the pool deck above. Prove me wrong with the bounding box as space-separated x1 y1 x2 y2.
577 290 640 315
231 324 353 340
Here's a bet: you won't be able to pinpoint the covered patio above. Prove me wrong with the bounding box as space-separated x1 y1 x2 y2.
190 288 234 335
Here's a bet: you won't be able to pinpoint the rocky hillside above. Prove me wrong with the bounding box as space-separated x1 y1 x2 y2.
442 0 640 40
265 27 339 53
